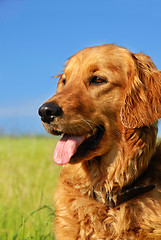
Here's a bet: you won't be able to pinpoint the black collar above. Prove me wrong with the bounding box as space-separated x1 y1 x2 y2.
93 184 155 208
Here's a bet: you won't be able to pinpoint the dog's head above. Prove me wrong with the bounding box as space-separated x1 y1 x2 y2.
39 44 161 165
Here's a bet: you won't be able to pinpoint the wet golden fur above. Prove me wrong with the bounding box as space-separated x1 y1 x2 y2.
42 45 161 239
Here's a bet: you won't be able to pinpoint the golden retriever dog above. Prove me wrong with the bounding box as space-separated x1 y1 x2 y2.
38 44 161 240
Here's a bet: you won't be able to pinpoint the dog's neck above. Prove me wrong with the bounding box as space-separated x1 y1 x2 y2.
83 124 158 206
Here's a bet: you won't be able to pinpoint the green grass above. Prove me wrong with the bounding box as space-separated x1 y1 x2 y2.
0 136 61 240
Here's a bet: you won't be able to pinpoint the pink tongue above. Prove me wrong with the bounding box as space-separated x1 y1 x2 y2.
53 134 86 165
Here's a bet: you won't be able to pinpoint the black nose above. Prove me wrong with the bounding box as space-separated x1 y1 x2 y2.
38 102 63 124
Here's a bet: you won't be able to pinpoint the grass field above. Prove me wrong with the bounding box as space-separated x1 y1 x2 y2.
0 136 61 240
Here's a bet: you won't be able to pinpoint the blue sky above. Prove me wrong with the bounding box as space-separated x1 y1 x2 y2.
0 0 161 135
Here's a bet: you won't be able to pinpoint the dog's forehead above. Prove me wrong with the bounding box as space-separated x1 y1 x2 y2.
64 45 132 76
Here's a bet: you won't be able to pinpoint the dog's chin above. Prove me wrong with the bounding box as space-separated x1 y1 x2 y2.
46 124 105 164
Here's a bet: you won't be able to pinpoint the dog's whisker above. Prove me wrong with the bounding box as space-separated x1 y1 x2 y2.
70 125 79 135
76 123 90 132
80 119 95 132
85 119 104 131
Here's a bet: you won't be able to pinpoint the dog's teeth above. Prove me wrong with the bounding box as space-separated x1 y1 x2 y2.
87 133 91 138
86 127 97 139
93 127 97 134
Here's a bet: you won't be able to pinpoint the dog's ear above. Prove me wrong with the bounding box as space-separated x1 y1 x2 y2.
121 53 161 128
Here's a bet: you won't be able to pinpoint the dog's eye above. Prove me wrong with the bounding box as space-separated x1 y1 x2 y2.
62 79 66 85
89 76 107 85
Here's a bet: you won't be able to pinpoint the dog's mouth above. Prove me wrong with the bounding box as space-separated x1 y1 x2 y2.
53 125 105 165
